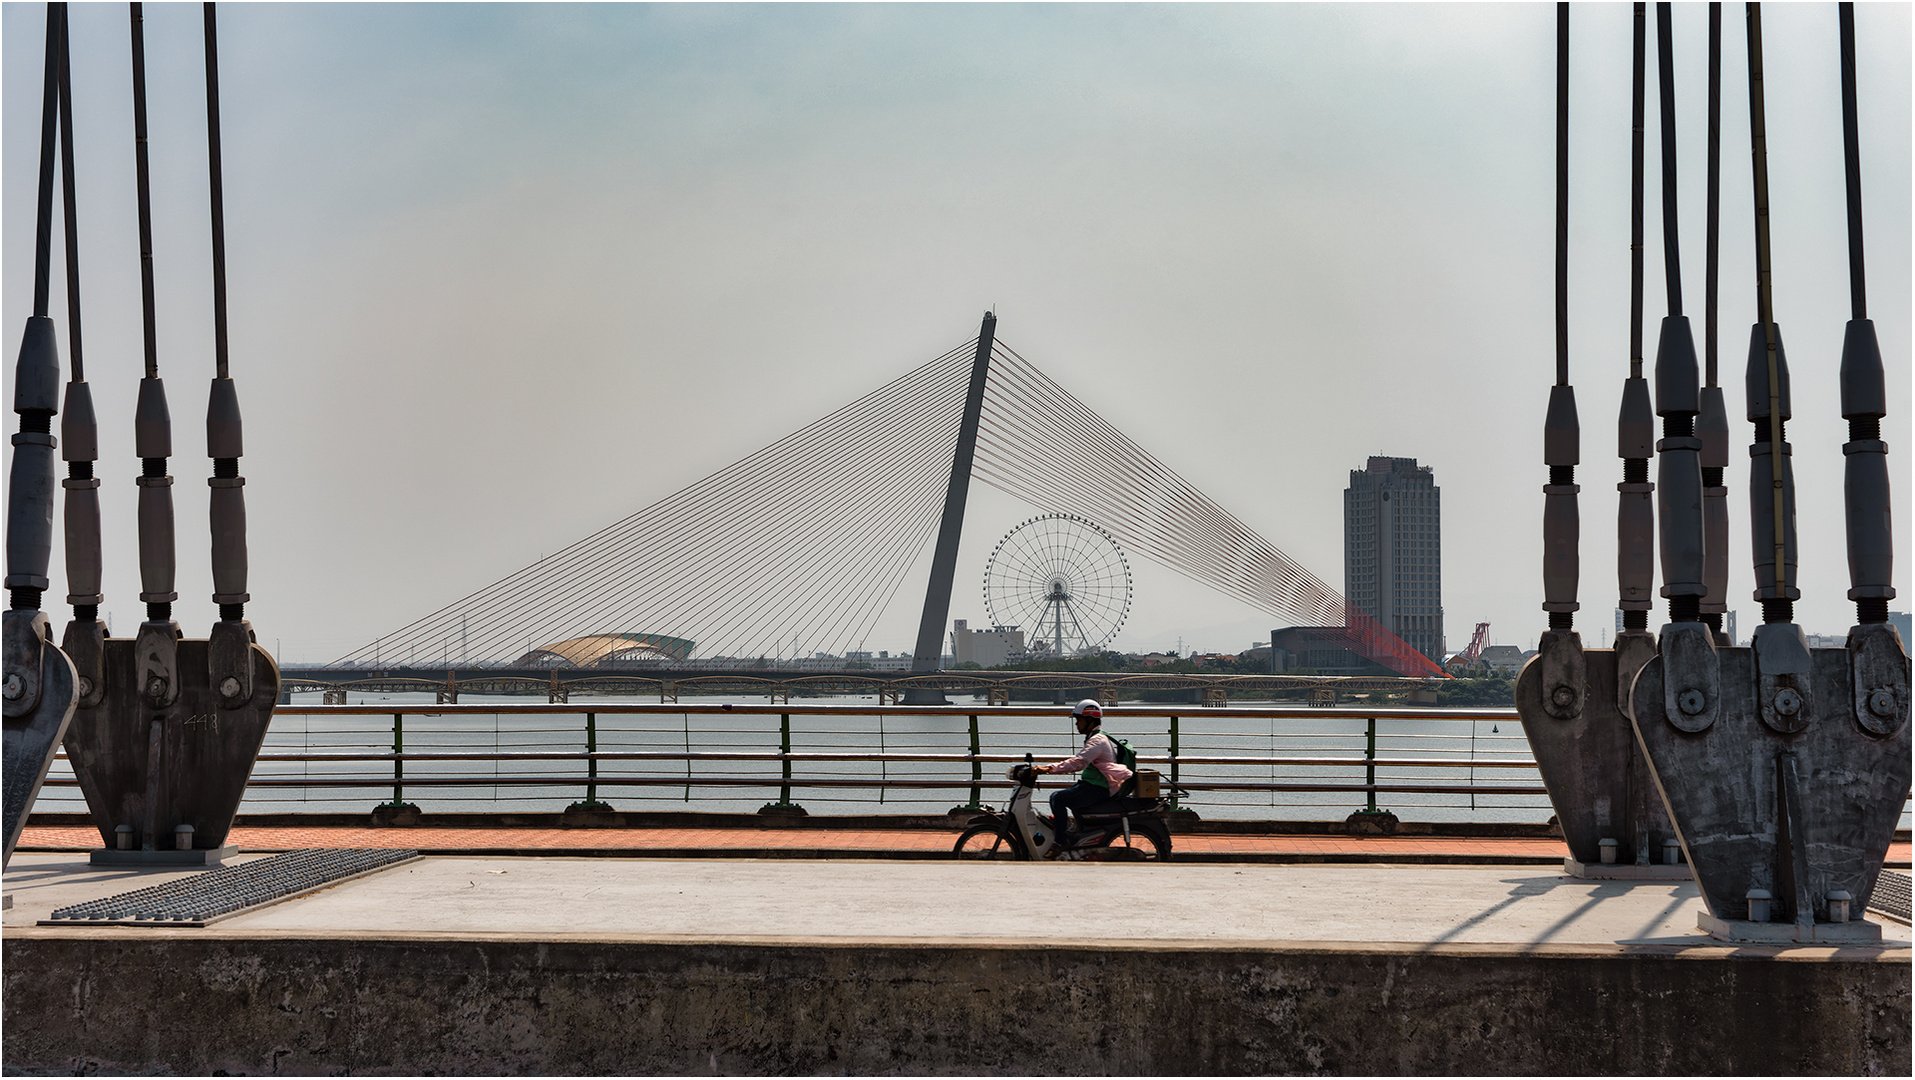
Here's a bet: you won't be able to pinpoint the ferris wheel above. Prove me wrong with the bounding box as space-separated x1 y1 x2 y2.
983 514 1132 658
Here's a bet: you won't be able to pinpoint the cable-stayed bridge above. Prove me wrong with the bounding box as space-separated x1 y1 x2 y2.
332 317 1443 682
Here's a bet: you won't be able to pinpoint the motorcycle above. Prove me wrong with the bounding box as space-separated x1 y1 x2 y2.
953 753 1176 861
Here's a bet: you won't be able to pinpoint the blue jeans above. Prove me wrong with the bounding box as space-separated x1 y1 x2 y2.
1050 782 1108 844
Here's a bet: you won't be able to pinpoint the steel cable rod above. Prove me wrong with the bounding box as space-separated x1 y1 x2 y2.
131 4 158 380
30 5 59 319
1838 1 1866 320
1657 1 1684 316
1556 0 1570 388
204 2 229 378
1631 2 1646 375
56 4 82 379
1706 1 1722 385
1747 2 1787 600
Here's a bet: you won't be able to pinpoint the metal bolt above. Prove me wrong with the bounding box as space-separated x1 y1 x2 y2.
77 676 93 697
145 676 166 698
1550 685 1576 707
1677 688 1707 716
220 676 242 698
1868 688 1896 717
2 673 22 700
1773 687 1802 716
1827 890 1852 924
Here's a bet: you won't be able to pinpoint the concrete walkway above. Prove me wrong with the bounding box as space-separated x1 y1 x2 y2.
5 853 1908 950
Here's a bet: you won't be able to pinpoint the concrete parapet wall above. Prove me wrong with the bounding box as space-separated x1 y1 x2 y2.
3 934 1908 1075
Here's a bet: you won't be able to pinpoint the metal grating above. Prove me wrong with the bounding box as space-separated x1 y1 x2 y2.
41 848 418 927
1869 869 1911 924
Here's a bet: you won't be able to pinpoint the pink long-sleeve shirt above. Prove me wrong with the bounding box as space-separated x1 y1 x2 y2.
1043 731 1134 788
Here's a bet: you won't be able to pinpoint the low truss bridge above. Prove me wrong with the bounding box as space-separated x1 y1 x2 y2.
281 666 1443 705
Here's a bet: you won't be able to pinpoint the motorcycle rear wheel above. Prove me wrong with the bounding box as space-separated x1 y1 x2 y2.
1103 822 1171 861
953 823 1025 861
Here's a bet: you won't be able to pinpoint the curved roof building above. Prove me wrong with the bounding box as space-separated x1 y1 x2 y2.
517 633 697 668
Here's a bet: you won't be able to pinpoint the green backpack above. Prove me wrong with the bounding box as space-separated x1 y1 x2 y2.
1080 735 1140 794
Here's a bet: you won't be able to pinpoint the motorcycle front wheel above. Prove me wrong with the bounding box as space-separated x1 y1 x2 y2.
953 823 1025 860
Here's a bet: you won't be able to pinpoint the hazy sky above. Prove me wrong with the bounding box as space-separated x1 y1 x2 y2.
4 2 1909 663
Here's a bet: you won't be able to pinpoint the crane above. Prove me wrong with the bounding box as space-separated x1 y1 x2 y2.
1446 622 1492 674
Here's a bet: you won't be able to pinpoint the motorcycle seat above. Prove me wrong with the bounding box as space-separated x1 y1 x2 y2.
1077 796 1162 818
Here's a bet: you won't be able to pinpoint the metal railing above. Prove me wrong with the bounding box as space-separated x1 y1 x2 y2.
34 702 1567 820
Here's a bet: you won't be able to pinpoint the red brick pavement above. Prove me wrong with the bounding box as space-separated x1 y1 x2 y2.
16 824 1910 866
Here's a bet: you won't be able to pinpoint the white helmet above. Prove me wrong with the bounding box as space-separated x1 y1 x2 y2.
1071 699 1103 720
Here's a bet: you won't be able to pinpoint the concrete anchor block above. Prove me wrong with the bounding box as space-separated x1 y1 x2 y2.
1516 634 1675 867
1629 641 1911 927
2 610 78 868
62 637 279 854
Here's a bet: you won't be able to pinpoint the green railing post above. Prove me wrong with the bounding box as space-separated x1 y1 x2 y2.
567 712 612 812
389 712 405 807
1168 715 1180 810
967 714 982 809
586 711 598 804
1365 714 1378 814
759 711 804 816
780 711 793 805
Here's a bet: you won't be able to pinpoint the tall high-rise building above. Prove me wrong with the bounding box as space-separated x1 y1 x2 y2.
1345 456 1443 662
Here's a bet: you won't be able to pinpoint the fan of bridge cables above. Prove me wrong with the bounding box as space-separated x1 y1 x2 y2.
976 343 1441 678
340 335 1441 677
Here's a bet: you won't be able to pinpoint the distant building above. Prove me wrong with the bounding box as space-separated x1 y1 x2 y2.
518 632 696 668
1478 644 1528 676
951 620 1027 667
1270 626 1394 677
1346 456 1443 663
1891 611 1911 646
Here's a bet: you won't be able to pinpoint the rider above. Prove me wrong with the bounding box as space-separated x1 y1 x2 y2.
1037 699 1133 848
